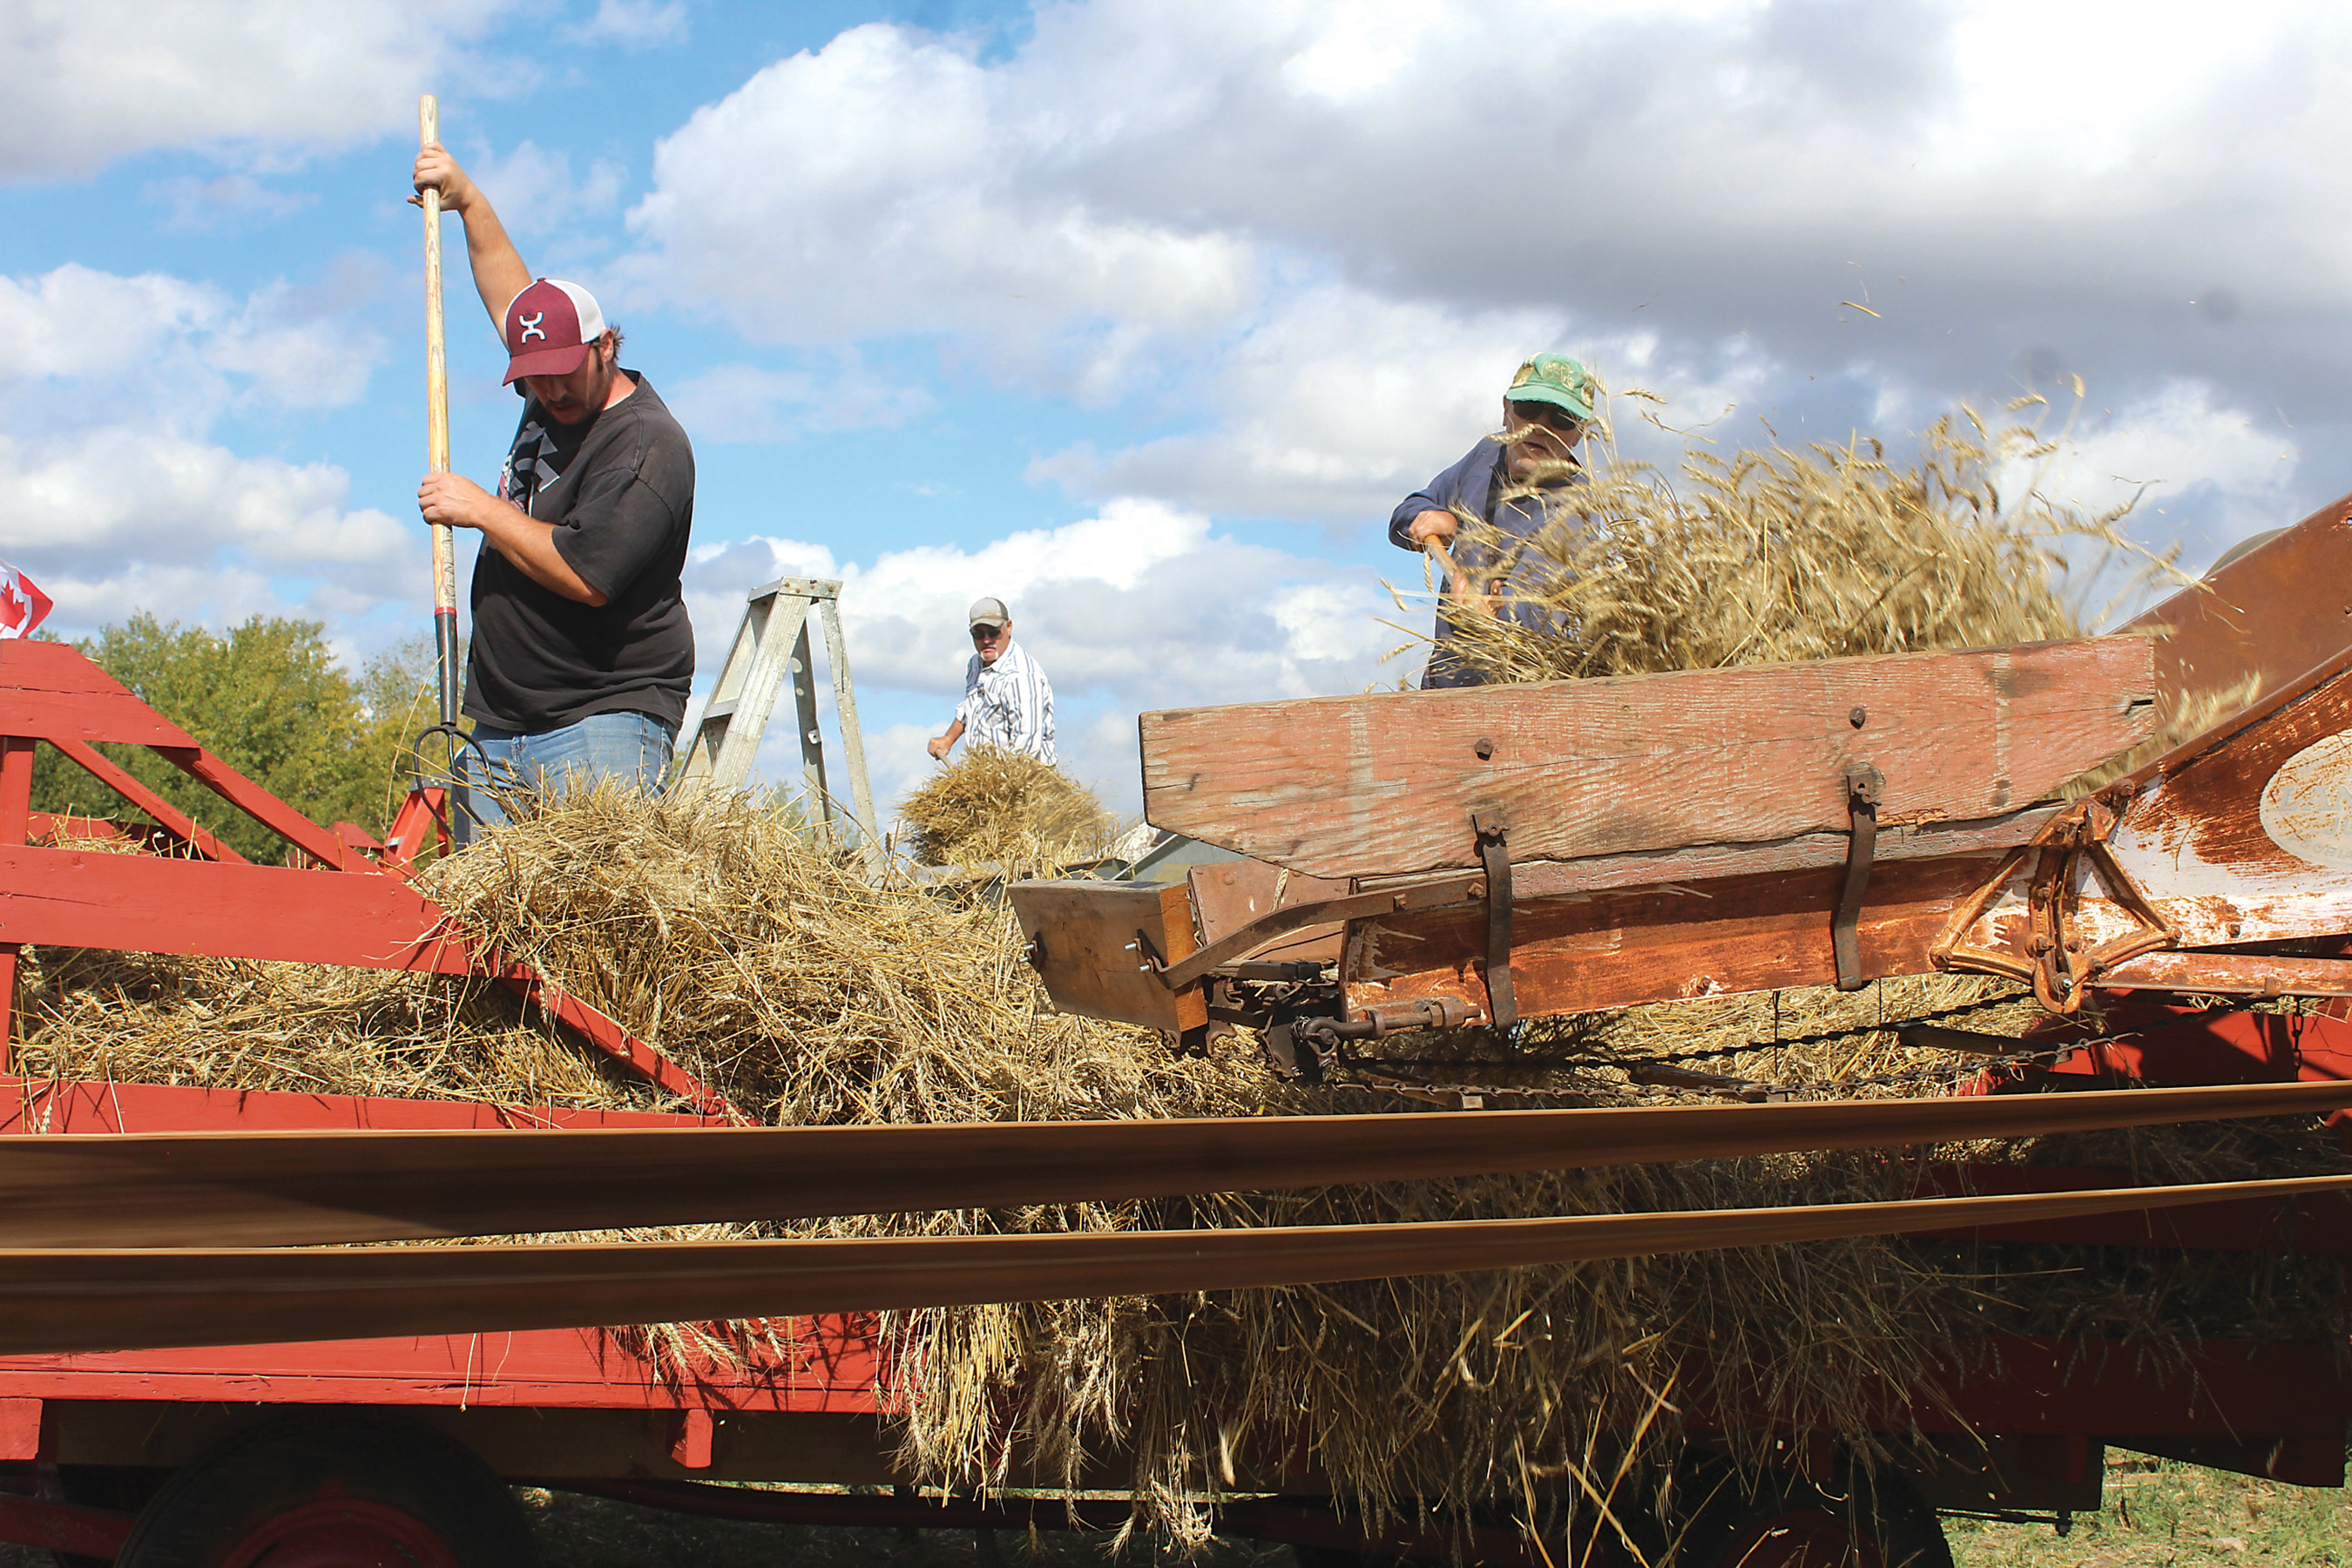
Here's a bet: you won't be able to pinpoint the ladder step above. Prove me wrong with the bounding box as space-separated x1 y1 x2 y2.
701 700 739 721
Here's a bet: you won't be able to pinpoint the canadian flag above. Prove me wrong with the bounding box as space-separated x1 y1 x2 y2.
0 560 52 640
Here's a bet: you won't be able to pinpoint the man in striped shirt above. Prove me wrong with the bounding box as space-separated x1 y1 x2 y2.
927 597 1058 764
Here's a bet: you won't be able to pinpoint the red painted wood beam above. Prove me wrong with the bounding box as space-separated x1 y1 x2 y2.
158 746 356 869
490 967 737 1117
0 1076 727 1134
0 843 470 973
48 736 246 863
0 1322 882 1412
0 641 198 748
382 787 451 867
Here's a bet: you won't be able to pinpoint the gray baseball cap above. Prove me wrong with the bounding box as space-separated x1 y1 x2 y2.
968 597 1011 627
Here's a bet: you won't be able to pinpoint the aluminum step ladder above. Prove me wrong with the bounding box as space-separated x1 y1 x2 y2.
672 576 877 845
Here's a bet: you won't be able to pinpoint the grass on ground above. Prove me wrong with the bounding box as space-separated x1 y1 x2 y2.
1946 1455 2349 1567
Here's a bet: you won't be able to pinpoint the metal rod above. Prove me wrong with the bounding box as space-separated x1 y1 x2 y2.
419 94 460 729
3 1171 2349 1359
1897 1024 2026 1057
1 1078 2348 1253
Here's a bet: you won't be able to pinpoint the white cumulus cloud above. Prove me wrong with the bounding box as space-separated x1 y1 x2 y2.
465 139 626 239
625 23 1256 387
0 0 523 179
622 0 2352 551
0 264 416 637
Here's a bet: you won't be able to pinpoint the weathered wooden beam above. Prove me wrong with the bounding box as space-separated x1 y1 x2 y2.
2125 489 2352 724
1341 853 2000 1024
1360 806 2061 901
1144 637 2154 880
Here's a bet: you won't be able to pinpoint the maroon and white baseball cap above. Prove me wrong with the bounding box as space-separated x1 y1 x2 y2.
500 279 607 384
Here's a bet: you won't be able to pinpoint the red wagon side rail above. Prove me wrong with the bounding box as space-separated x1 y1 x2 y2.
0 639 731 1116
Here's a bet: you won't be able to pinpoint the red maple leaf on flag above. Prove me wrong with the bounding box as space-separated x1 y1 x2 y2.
0 561 53 640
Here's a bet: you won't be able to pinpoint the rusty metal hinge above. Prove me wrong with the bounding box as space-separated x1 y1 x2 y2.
1833 762 1884 991
1470 809 1516 1029
2026 787 2176 1011
1930 781 2176 1013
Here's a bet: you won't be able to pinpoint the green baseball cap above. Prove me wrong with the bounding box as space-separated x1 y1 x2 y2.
1507 353 1597 422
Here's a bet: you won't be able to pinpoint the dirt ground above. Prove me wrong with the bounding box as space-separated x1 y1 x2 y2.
0 1458 2337 1565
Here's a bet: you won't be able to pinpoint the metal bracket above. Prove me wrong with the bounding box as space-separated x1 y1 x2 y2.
2027 787 2176 1012
1833 763 1884 991
1471 809 1517 1029
1153 873 1484 991
1931 781 2178 1013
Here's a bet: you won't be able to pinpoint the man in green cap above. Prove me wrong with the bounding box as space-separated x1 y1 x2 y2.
1389 353 1595 687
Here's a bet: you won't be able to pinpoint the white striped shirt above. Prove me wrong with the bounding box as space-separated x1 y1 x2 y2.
956 639 1056 763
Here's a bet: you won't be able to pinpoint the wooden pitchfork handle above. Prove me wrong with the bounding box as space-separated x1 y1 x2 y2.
1423 537 1494 619
420 94 462 729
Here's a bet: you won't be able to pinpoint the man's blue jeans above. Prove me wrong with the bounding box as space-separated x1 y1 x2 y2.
454 712 676 843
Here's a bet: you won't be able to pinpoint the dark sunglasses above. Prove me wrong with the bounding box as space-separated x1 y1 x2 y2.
970 624 1006 641
1508 399 1586 436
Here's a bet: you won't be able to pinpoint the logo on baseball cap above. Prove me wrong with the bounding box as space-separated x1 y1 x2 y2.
1507 353 1597 422
501 279 606 385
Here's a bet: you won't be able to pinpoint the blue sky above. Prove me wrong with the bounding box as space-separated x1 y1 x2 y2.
3 0 2347 817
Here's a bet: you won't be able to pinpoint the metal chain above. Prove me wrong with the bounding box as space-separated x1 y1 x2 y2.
1332 1042 2073 1106
1323 988 2124 1105
1333 988 2031 1078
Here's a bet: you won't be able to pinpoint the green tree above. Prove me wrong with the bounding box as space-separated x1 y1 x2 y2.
32 614 438 862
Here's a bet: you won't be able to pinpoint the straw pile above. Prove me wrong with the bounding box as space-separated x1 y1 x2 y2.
1423 394 2261 785
17 787 2344 1551
897 749 1117 875
1427 406 2146 684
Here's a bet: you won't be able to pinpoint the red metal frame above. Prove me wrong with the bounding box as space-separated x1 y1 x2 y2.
1982 992 2352 1147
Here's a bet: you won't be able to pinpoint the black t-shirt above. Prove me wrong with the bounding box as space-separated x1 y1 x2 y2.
463 371 696 733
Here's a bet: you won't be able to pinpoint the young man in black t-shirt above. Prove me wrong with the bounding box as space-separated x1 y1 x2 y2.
412 145 694 839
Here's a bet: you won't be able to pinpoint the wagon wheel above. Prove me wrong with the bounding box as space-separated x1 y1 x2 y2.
1671 1460 1950 1568
110 1413 534 1568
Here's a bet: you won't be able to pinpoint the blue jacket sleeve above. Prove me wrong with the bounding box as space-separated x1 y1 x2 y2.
1388 440 1497 551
